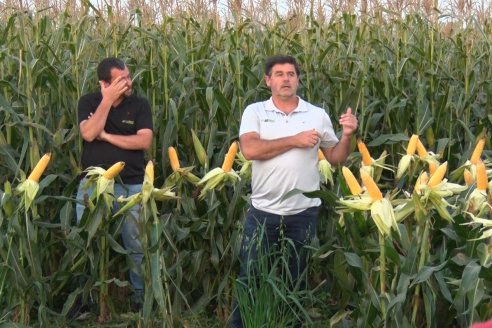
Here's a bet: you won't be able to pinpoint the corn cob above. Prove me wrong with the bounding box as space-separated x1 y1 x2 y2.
27 153 51 182
406 135 419 156
168 146 180 172
360 169 383 201
427 161 447 188
470 138 485 164
318 149 326 161
145 160 154 184
464 168 474 186
476 161 488 191
357 139 373 165
342 166 363 196
222 141 238 172
416 139 428 158
429 161 438 175
414 171 429 194
103 161 125 179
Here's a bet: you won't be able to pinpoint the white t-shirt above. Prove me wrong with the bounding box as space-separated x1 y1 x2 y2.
239 97 339 215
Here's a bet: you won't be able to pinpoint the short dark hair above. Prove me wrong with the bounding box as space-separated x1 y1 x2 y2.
97 57 126 82
264 55 301 77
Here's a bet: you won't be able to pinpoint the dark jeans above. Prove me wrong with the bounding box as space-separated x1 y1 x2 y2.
230 206 319 328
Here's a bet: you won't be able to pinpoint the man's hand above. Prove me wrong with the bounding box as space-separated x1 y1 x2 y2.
339 107 358 137
100 76 128 105
295 129 320 148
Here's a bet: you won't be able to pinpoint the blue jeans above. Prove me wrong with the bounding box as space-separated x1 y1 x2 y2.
230 206 319 328
76 178 144 291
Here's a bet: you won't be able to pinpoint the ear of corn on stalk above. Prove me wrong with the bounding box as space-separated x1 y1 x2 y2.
407 135 419 155
318 149 334 186
357 139 373 165
464 168 474 186
168 147 181 172
28 153 51 182
427 161 447 188
360 169 383 201
476 161 488 191
222 141 238 172
103 162 125 179
342 166 363 196
191 129 209 168
416 139 428 158
470 138 485 164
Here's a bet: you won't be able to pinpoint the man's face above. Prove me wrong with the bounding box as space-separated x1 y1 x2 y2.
108 67 132 97
264 63 299 100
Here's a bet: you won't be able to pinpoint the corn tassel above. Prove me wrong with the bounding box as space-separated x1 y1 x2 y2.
342 166 363 196
168 147 180 172
406 135 419 156
464 168 474 186
360 169 383 201
222 141 238 172
103 161 125 179
476 161 488 191
357 139 373 165
27 153 51 182
427 161 447 188
416 139 428 158
470 138 485 164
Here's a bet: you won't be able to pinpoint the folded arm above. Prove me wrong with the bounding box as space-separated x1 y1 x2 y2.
98 128 153 150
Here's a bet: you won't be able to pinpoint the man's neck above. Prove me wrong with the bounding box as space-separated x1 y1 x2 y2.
272 95 299 114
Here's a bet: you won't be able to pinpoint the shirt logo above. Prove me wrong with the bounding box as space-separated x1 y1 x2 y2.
262 119 275 123
122 120 135 125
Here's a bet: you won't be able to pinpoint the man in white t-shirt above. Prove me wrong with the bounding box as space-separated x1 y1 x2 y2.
230 55 358 327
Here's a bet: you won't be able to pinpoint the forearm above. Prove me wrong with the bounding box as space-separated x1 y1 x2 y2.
240 134 297 160
100 129 153 150
323 134 354 166
79 99 113 141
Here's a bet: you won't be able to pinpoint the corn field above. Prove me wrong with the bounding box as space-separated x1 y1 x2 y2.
1 2 492 327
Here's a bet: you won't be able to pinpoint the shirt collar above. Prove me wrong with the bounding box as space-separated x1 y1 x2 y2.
265 97 308 113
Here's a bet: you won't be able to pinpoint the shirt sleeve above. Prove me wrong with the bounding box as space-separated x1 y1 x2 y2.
239 105 260 136
77 94 96 125
319 112 339 148
136 98 153 131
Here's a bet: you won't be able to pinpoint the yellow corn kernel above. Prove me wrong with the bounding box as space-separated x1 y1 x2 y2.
168 147 180 172
470 138 485 164
476 161 488 191
360 169 383 201
145 160 154 184
357 139 373 165
222 141 238 172
464 168 474 186
427 161 447 188
318 149 326 161
406 135 419 156
27 153 51 182
103 161 125 179
416 139 428 158
342 166 363 196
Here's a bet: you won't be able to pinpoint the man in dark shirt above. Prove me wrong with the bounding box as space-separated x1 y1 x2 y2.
76 57 153 307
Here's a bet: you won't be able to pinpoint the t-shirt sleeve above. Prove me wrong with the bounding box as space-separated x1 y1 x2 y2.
77 94 94 125
239 105 259 136
136 98 153 131
319 112 339 148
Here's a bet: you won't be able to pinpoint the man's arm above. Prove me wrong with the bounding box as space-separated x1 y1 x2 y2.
79 76 129 142
98 129 153 150
321 107 358 165
240 129 321 161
